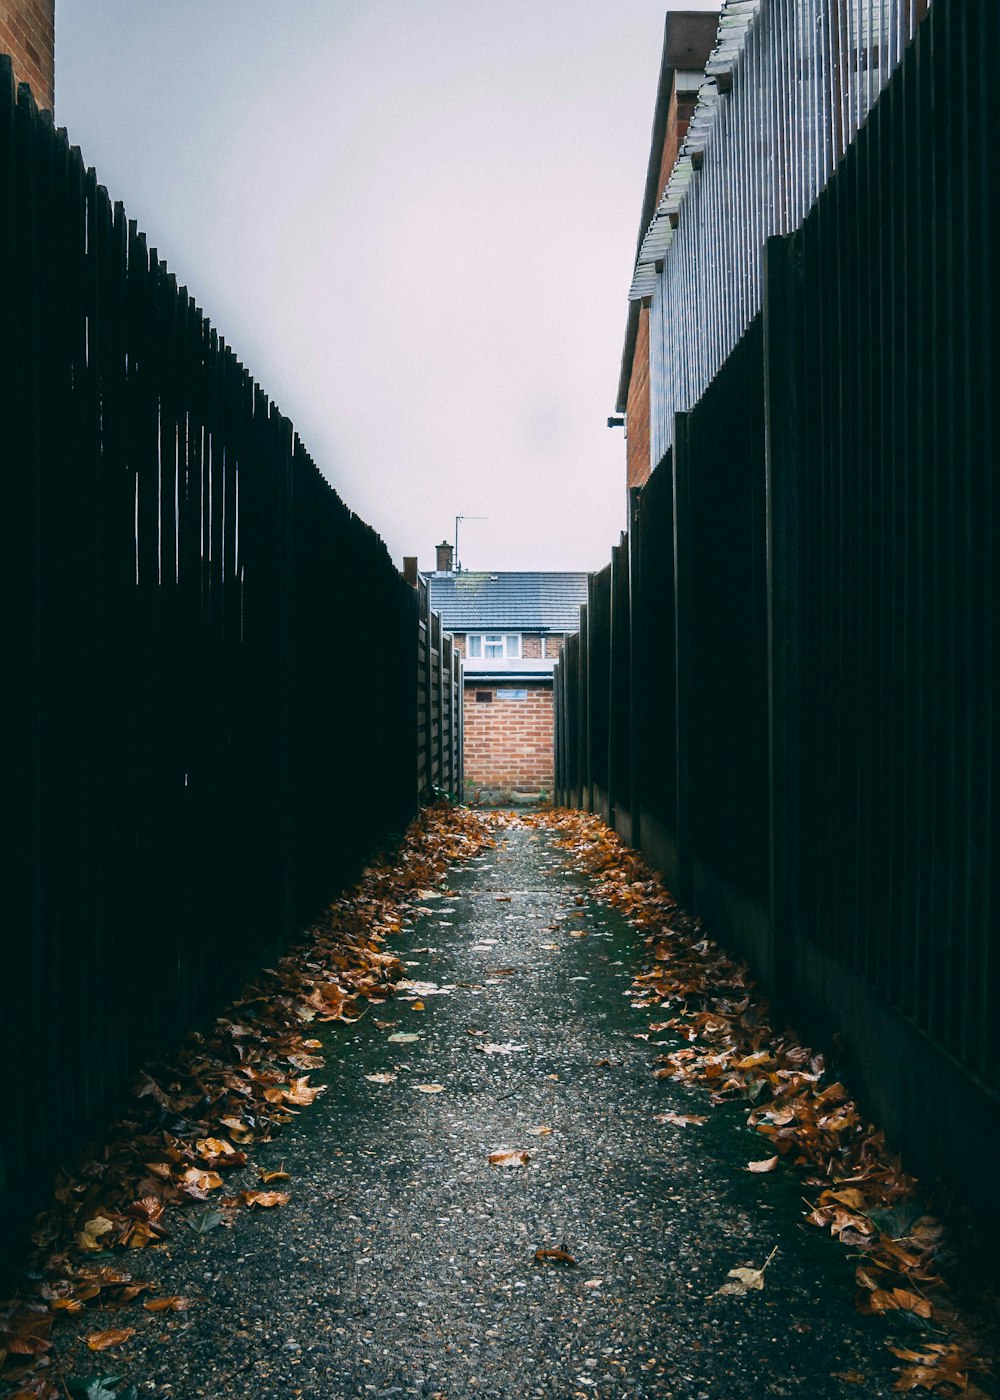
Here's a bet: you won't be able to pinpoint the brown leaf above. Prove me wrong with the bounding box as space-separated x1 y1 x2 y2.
283 1076 325 1106
744 1156 780 1174
195 1137 235 1158
535 1247 577 1265
143 1296 190 1312
258 1167 291 1184
241 1190 290 1209
86 1327 135 1352
180 1167 223 1193
655 1111 709 1127
488 1150 529 1168
415 1083 445 1094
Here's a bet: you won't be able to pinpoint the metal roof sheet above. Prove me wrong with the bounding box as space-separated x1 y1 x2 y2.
628 0 761 303
428 571 589 633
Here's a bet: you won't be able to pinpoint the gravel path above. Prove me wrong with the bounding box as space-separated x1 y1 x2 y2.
46 821 911 1398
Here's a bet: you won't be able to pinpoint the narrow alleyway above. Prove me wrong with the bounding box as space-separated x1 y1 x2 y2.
34 818 935 1400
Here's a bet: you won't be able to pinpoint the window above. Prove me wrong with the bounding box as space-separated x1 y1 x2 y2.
466 633 521 659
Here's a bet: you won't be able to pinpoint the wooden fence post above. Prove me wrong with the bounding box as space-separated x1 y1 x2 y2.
672 411 693 904
763 233 804 1013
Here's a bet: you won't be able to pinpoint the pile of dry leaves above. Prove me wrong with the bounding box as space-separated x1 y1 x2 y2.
526 808 994 1397
0 803 497 1399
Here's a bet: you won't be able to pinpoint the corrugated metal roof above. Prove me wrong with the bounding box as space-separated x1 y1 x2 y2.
428 571 589 632
628 0 761 303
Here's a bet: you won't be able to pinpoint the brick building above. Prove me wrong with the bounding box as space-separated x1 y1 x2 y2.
1 0 55 111
614 9 717 491
426 544 588 802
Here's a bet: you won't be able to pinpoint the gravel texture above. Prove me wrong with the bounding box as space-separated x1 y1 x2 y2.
45 821 918 1398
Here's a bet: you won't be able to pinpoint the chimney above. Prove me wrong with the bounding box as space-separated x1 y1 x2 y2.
435 540 454 573
402 556 419 586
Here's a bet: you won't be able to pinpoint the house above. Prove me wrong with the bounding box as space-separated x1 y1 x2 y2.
613 9 718 492
425 542 588 802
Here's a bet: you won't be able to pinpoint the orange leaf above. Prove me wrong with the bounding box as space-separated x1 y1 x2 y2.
488 1150 529 1168
86 1327 135 1352
535 1247 577 1265
242 1190 290 1208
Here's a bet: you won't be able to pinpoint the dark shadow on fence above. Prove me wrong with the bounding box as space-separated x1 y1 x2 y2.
555 0 998 1270
0 63 461 1270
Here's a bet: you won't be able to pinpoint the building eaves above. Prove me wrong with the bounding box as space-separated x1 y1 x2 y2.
625 1 762 310
616 9 721 413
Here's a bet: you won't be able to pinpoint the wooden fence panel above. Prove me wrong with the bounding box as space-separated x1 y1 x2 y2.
554 0 998 1265
0 66 459 1267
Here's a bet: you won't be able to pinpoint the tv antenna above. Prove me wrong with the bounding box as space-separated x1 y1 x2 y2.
455 515 487 573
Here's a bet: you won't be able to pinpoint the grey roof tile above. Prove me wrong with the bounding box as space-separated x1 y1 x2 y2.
427 571 589 632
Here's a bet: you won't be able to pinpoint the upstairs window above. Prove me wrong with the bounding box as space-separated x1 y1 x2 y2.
466 633 521 659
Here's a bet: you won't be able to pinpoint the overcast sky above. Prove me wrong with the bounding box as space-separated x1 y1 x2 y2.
55 1 717 575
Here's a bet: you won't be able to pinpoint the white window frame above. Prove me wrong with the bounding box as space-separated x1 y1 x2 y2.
466 632 521 659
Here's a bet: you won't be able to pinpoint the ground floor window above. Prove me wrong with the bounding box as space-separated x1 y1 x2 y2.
466 633 521 659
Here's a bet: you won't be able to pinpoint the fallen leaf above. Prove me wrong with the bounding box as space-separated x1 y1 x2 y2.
744 1156 780 1174
258 1167 292 1183
477 1042 527 1056
830 1371 865 1384
410 1001 426 1011
142 1296 190 1312
283 1077 325 1106
527 1125 553 1137
711 1247 777 1297
535 1247 577 1265
488 1150 529 1168
713 1266 767 1297
188 1210 224 1233
655 1111 708 1126
66 1377 139 1400
76 1216 115 1251
85 1329 135 1353
180 1167 223 1193
415 1083 445 1094
388 1032 420 1043
582 1278 604 1288
195 1137 234 1158
241 1190 290 1208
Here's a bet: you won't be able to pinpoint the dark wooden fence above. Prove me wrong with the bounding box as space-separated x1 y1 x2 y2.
556 0 998 1265
416 576 463 802
0 64 460 1262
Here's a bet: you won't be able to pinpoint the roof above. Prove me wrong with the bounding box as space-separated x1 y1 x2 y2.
427 571 589 633
615 8 721 413
624 1 760 313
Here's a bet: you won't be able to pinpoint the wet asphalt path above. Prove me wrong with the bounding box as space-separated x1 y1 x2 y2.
48 823 908 1398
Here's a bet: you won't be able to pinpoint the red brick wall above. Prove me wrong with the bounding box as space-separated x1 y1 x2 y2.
463 682 554 797
0 0 55 112
625 78 700 492
655 83 699 204
626 305 651 490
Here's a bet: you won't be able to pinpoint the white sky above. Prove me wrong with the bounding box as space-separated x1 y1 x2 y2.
54 1 717 575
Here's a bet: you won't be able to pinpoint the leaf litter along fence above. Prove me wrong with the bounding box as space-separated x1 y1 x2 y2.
556 0 999 1268
0 62 461 1268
